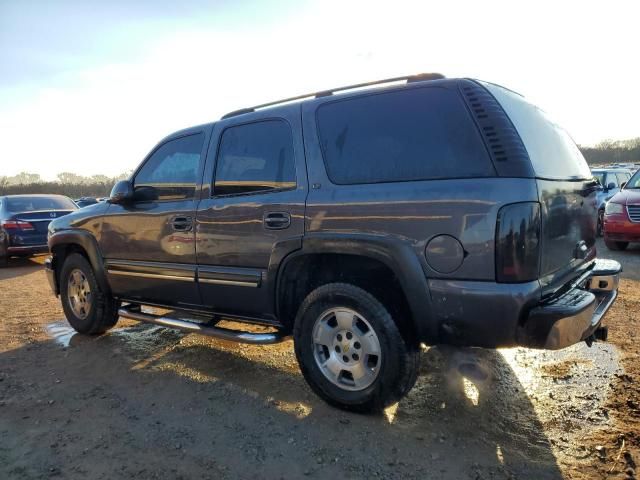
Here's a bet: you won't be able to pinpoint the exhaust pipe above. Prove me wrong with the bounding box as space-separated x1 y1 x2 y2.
118 306 290 345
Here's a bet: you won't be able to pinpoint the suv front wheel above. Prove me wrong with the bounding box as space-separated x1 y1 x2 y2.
293 283 420 413
60 253 119 334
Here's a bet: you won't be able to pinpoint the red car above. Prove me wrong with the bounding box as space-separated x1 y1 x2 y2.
603 169 640 250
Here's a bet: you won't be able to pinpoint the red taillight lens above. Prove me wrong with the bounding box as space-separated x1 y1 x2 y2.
495 202 541 283
2 220 35 231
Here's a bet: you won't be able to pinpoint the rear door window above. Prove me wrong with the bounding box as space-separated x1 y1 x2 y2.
316 87 494 185
214 120 296 196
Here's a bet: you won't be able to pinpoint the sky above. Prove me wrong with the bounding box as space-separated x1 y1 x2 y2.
1 0 639 180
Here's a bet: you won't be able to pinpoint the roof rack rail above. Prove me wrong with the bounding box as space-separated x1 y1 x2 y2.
221 72 445 119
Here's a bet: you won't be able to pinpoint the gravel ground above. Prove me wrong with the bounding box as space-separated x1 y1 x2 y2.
0 239 638 479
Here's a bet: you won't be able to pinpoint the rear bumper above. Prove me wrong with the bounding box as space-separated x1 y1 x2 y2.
428 258 621 350
520 259 620 349
7 244 49 255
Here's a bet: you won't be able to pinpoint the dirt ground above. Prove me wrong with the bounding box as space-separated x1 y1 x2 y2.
0 239 638 479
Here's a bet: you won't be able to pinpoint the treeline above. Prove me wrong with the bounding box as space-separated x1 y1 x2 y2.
1 138 639 197
0 172 131 198
579 138 640 166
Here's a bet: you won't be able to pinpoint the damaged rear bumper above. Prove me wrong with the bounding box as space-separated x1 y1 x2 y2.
519 259 621 349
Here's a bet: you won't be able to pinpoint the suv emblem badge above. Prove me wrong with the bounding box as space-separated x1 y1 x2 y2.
50 212 56 218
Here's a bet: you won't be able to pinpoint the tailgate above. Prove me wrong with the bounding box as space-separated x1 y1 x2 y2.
537 179 597 277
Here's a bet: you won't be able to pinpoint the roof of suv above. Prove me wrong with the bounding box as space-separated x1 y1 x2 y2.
220 73 448 120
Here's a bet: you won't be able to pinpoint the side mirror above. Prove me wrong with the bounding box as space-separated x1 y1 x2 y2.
606 182 616 191
621 182 627 189
109 180 134 204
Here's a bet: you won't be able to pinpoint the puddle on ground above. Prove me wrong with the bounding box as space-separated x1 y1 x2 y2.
45 318 185 352
44 322 80 348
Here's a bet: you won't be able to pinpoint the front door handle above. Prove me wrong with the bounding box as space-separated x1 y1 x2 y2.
171 216 193 232
263 212 291 230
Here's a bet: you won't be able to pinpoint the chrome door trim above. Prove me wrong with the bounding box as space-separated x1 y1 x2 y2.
197 265 262 288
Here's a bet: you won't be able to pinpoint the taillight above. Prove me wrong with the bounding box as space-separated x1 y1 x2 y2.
495 202 541 283
1 220 35 231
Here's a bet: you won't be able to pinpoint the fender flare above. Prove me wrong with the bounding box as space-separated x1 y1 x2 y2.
275 232 436 342
48 230 111 295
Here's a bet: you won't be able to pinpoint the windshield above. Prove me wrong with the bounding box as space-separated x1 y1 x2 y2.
626 170 640 189
5 196 77 212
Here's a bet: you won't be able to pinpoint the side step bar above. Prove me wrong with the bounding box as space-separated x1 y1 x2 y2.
117 306 291 345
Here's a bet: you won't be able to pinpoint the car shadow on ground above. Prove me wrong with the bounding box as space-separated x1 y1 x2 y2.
0 256 46 281
1 321 564 479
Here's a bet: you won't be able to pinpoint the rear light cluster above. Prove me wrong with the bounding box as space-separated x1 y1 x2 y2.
495 202 541 283
1 220 35 231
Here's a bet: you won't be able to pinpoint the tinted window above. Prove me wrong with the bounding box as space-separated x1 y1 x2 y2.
214 120 296 196
134 133 204 201
483 82 591 180
316 87 494 185
6 196 77 212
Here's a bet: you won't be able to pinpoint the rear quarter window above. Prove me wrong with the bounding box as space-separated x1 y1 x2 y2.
316 87 495 185
481 82 591 180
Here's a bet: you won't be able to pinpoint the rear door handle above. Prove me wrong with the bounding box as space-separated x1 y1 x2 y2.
171 216 193 232
263 212 291 230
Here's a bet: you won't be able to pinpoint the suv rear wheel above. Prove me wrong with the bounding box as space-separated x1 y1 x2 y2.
60 253 119 334
293 283 420 413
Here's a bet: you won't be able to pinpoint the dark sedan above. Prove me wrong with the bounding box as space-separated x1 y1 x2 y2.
0 194 77 266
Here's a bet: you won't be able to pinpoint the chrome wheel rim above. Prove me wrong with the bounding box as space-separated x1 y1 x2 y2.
67 269 92 320
312 307 382 391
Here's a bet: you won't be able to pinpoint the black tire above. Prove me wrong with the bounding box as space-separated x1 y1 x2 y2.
604 238 629 251
293 283 420 413
60 253 119 334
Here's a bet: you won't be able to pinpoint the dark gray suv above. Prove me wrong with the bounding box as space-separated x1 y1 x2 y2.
45 74 621 412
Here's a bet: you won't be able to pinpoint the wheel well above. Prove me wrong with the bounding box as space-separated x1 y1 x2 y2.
52 243 90 282
277 253 415 339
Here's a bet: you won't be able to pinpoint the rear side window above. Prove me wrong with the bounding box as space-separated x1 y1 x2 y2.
316 87 494 185
482 82 591 180
214 120 296 196
134 133 205 201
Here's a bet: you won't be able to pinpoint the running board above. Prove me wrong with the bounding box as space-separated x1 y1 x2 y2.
117 306 291 345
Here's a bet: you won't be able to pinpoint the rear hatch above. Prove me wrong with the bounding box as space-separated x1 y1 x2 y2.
482 83 597 290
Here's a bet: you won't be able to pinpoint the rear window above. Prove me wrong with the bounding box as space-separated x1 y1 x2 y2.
316 87 495 185
482 82 591 180
5 196 77 212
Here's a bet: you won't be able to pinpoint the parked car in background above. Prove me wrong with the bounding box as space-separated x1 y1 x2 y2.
0 194 77 266
74 197 98 208
592 167 633 235
603 168 640 250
